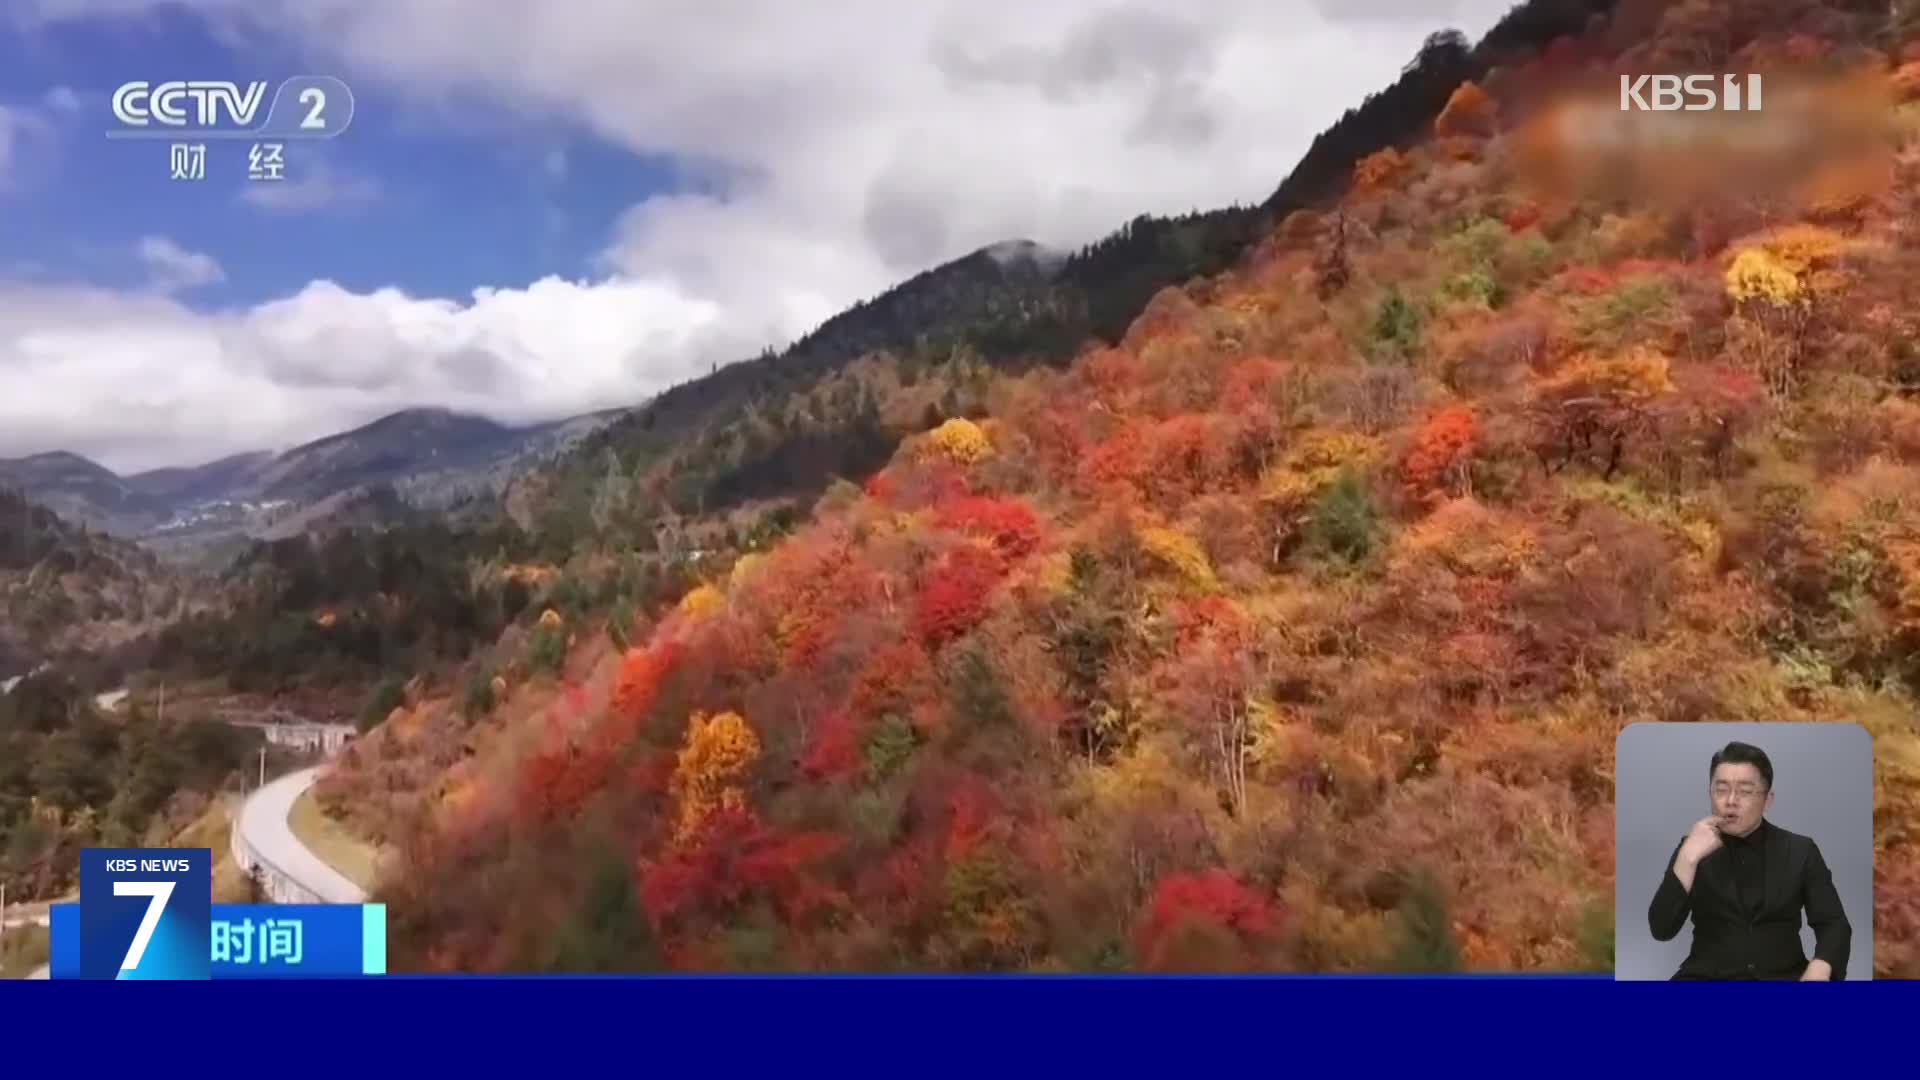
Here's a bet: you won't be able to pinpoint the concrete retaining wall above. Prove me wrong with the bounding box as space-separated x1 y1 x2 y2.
230 810 335 905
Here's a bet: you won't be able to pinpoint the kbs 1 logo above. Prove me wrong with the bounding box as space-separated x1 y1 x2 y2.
1620 73 1763 112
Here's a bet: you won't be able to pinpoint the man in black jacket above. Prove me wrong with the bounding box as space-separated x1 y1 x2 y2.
1647 741 1852 980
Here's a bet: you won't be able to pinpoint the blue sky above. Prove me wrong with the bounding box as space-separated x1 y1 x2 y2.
0 7 690 306
0 0 1515 472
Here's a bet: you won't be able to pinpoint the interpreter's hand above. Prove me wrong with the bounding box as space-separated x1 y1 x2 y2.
1678 817 1724 866
1800 960 1833 982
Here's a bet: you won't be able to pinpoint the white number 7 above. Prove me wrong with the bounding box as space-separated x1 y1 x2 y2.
114 881 175 971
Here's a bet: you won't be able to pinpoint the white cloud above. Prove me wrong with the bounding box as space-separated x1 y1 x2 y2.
0 275 728 472
4 0 1523 471
238 157 381 212
137 235 225 294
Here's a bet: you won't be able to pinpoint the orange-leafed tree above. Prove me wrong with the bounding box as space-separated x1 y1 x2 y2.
1435 81 1498 138
1141 413 1235 508
1352 147 1409 192
1078 420 1148 497
1401 405 1480 509
851 640 936 715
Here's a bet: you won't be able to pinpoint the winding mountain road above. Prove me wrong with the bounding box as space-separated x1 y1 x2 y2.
235 766 368 905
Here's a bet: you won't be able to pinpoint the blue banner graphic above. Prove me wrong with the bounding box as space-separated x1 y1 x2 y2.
52 902 385 978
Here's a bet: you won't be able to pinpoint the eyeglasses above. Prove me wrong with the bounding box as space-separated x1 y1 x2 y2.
1711 784 1766 800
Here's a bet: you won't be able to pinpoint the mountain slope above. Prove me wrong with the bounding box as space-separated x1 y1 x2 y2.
125 452 276 505
0 488 199 678
0 452 167 534
337 0 1920 976
250 408 527 502
516 2 1624 551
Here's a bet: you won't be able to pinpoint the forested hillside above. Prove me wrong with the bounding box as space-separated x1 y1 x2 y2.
0 669 261 897
0 488 199 678
317 0 1920 975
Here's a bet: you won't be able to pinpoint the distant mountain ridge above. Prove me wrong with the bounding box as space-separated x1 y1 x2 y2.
125 451 277 504
0 405 628 553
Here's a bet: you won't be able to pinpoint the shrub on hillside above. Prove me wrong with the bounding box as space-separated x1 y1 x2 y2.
1308 467 1385 563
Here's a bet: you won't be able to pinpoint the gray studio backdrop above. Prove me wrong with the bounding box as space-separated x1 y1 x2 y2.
1614 722 1874 981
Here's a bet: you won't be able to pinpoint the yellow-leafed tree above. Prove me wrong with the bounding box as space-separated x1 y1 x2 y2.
1139 526 1220 590
925 417 992 465
678 584 725 619
1725 248 1804 307
668 710 760 844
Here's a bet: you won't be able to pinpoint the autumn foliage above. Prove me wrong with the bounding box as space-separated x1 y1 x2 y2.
924 417 992 465
935 495 1044 559
1434 80 1497 138
1402 406 1479 507
668 710 760 844
1135 870 1276 972
912 545 1006 645
360 4 1920 979
1352 147 1409 191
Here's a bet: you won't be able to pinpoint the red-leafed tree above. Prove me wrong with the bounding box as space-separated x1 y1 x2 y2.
936 495 1044 559
515 744 606 825
943 775 1001 862
1135 869 1277 972
606 641 681 744
913 545 1006 646
638 804 843 933
801 708 863 780
1503 200 1542 233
